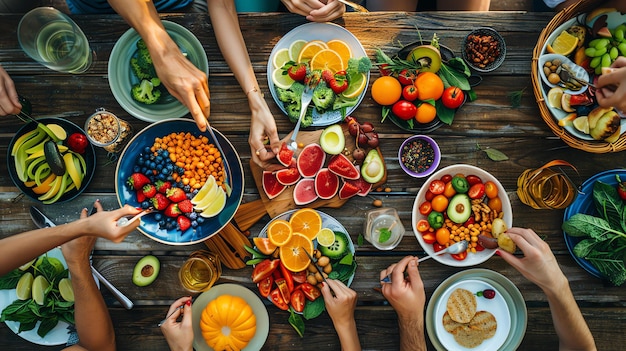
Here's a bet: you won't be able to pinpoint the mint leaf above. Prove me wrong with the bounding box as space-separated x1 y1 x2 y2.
378 228 392 243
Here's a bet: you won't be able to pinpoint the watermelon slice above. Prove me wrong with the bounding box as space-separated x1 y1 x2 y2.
328 154 360 180
338 180 360 199
276 167 301 186
345 177 372 197
277 142 295 167
297 143 326 178
314 168 339 199
262 171 286 199
293 178 318 205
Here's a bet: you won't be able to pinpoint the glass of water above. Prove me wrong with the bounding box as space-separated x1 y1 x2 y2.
17 7 93 74
363 208 405 250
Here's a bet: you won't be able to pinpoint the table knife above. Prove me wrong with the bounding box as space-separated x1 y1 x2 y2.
29 206 134 310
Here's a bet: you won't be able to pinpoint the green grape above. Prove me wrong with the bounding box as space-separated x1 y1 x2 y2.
616 28 625 41
595 47 608 57
618 42 626 56
588 38 602 47
590 56 602 68
594 38 610 49
601 52 612 68
610 46 619 60
585 47 597 57
595 65 603 75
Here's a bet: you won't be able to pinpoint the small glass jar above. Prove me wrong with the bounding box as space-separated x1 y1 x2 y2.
84 108 133 154
178 250 222 293
363 208 405 250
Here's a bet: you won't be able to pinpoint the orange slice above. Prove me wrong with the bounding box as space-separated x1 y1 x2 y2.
326 39 352 66
279 233 314 272
297 40 328 63
289 208 322 241
310 49 344 73
253 237 277 255
267 219 292 246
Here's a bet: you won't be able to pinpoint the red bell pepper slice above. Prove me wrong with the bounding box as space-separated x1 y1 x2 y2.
251 259 280 283
298 282 321 301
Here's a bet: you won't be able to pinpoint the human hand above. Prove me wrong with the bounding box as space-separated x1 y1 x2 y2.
160 297 194 351
83 201 142 243
0 65 21 116
281 0 345 22
497 227 566 293
60 207 97 267
320 279 358 326
596 57 626 112
248 93 281 167
380 256 425 320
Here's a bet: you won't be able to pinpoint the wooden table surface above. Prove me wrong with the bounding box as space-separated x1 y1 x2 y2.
1 11 625 351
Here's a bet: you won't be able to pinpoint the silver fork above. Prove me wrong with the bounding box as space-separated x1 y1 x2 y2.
288 77 320 151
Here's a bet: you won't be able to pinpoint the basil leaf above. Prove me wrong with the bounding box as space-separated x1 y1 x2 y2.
435 100 455 125
303 298 325 320
0 270 24 290
378 228 392 243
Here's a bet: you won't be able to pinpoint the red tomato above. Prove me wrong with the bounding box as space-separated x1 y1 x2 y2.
416 219 430 233
475 243 485 251
257 276 273 298
429 180 446 195
484 181 498 199
465 175 482 185
419 201 432 215
441 86 465 109
431 195 449 213
269 288 289 310
443 182 456 198
251 259 280 283
290 290 306 312
291 270 307 284
468 183 485 199
425 190 435 201
279 261 294 292
440 174 452 183
488 196 503 212
392 100 417 120
402 85 419 101
299 283 321 301
398 69 417 85
451 251 468 261
433 243 446 252
422 232 436 244
464 217 475 227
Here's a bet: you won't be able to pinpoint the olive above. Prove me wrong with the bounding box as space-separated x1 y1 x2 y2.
548 72 561 84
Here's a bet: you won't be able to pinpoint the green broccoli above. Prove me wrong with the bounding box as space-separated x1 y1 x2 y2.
130 57 151 80
276 87 296 103
311 81 335 112
285 100 301 121
150 77 161 87
131 79 161 104
346 57 373 76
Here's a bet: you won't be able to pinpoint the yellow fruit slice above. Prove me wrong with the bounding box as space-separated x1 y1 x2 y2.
326 39 352 66
199 186 226 218
192 175 216 205
279 233 314 272
18 258 36 271
289 208 322 241
342 72 367 99
547 87 564 109
16 272 34 300
315 228 336 247
272 48 291 69
253 237 277 255
271 67 295 89
310 49 344 73
32 275 50 305
550 31 579 56
573 116 589 134
267 219 293 246
297 40 328 63
58 278 74 302
288 39 307 61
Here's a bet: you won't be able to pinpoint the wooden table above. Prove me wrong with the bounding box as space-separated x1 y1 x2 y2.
1 11 625 351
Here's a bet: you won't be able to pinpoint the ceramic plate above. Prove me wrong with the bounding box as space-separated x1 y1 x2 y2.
563 169 626 279
191 283 269 351
267 22 369 126
412 164 512 267
108 20 209 122
426 269 526 351
7 117 96 204
115 119 244 245
539 13 626 140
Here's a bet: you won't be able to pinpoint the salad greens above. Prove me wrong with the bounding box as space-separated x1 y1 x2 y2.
562 180 626 286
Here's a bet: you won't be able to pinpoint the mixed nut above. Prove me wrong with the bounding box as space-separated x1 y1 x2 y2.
465 33 501 69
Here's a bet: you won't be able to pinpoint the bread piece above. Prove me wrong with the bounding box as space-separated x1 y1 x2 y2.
446 288 477 323
451 311 497 348
442 311 464 333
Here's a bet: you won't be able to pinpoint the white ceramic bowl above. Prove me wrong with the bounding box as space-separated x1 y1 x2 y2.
538 53 589 95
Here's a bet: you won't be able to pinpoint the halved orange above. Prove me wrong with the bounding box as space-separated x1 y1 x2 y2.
267 219 292 246
326 39 352 66
310 49 344 73
297 40 328 63
289 208 322 241
279 232 314 272
253 237 277 255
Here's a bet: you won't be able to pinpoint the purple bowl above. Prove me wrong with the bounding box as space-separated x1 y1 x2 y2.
398 135 441 178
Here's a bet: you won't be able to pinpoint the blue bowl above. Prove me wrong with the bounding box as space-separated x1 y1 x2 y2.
115 119 244 245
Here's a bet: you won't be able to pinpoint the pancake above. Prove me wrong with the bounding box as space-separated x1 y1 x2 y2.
446 288 477 323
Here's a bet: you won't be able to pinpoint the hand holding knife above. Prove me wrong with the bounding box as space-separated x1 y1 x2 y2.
302 247 328 285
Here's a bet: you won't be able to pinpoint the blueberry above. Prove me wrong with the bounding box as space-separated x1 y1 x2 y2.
196 217 205 224
133 165 141 173
143 146 151 154
189 212 198 220
149 161 156 169
137 158 145 166
191 220 198 228
156 155 163 162
165 222 175 230
141 201 150 209
158 220 166 227
161 168 169 175
154 213 163 221
183 185 191 192
157 174 166 180
162 150 169 157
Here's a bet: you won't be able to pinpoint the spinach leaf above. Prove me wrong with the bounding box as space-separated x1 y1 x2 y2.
562 213 614 240
0 270 24 290
37 316 58 338
438 62 471 91
303 298 325 320
435 100 454 125
288 309 305 337
573 238 599 257
593 181 625 231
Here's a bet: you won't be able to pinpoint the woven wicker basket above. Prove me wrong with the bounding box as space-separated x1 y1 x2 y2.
532 0 626 153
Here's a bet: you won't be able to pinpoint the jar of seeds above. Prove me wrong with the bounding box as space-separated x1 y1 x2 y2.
84 108 133 154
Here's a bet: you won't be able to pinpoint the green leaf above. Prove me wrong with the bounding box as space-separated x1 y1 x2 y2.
467 89 478 102
357 233 364 246
573 238 599 257
378 228 392 243
508 88 525 108
0 270 24 290
446 57 471 77
562 213 615 240
380 105 390 123
435 100 455 125
593 181 625 232
476 144 508 161
303 298 325 320
438 63 471 91
37 316 58 338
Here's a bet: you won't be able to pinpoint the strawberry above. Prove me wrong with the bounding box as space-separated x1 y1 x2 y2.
127 173 150 190
136 190 146 203
166 187 186 203
164 203 182 218
321 70 334 83
155 180 172 194
287 63 307 82
177 215 191 231
177 199 193 213
329 71 348 94
150 193 170 211
142 184 157 198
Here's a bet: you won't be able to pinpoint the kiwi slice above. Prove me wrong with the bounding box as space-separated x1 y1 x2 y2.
318 231 350 259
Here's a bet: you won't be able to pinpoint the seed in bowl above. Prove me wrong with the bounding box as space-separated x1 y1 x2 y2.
465 34 501 69
401 138 435 174
86 111 119 145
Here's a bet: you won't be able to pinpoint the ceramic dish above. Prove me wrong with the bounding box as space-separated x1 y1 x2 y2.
462 27 506 73
267 22 369 127
115 119 244 245
426 269 526 351
7 117 96 204
563 169 626 279
412 164 512 267
538 13 626 141
538 53 589 95
191 283 269 351
398 135 441 178
108 20 209 122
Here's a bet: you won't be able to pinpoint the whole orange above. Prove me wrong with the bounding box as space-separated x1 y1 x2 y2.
371 76 402 106
415 72 444 101
415 103 437 124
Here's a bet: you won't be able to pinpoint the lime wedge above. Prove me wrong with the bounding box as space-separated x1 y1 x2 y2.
288 39 307 61
32 275 50 305
19 258 36 271
271 67 295 90
199 187 226 218
272 48 291 69
58 278 74 302
191 175 216 205
316 228 336 247
16 272 34 300
573 116 589 134
342 73 367 99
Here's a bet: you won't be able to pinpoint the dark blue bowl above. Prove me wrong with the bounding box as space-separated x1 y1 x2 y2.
115 119 244 245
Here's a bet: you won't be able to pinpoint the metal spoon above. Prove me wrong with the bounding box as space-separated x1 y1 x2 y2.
380 241 469 283
116 208 153 227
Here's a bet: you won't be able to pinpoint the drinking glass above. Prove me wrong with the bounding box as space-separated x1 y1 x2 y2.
363 208 405 250
179 250 221 293
18 7 93 74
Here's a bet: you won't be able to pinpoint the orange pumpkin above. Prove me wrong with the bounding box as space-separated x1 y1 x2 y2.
200 295 256 350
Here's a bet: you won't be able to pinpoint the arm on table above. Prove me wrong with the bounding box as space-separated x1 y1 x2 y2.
320 279 361 351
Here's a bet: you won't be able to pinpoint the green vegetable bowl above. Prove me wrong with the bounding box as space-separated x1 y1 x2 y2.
108 20 208 122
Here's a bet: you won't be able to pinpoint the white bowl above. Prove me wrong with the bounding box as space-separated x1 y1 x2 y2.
538 53 589 95
411 164 513 267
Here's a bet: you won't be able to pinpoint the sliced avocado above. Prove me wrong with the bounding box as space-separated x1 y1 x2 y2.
44 140 66 176
447 194 472 224
132 255 160 287
361 149 384 184
319 231 350 259
320 124 345 155
407 45 442 73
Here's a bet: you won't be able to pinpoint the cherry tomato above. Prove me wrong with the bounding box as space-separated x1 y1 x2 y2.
440 174 452 183
392 100 418 120
269 288 289 310
468 183 486 199
416 219 430 233
422 231 436 244
379 63 392 76
299 283 321 301
441 86 465 109
419 201 432 215
617 175 626 200
290 290 306 313
425 190 435 201
484 181 498 199
443 182 456 198
279 261 294 292
429 180 446 195
402 85 419 101
488 196 503 212
465 175 483 185
451 251 468 261
435 227 450 245
398 69 417 86
257 276 273 298
431 195 449 213
251 259 280 283
433 243 446 252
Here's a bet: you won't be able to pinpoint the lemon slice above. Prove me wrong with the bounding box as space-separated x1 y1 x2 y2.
342 73 367 99
16 272 34 300
272 48 291 69
271 67 295 90
58 278 74 302
573 116 589 134
288 39 307 61
315 228 336 247
547 87 564 109
32 275 50 305
192 175 216 205
550 31 579 56
195 183 219 210
19 258 36 271
199 187 226 218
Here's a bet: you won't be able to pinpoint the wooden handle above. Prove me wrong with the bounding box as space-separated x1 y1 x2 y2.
233 199 267 232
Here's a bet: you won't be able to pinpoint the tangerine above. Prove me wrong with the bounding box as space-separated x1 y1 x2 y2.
297 40 328 63
279 233 314 272
310 49 344 72
415 72 444 101
267 219 292 246
253 237 277 255
289 208 322 241
371 76 402 106
415 103 437 124
435 227 451 246
326 39 352 66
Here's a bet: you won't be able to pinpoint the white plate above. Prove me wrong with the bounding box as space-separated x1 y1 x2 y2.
108 20 209 122
426 269 527 351
538 14 626 141
191 283 269 351
538 53 589 95
411 164 512 267
267 22 369 126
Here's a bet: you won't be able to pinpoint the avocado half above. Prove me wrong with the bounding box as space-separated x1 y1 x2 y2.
447 194 472 224
132 255 160 287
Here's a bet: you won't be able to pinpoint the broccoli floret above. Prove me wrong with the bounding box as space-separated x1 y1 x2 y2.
136 39 148 52
346 56 372 76
311 81 335 112
137 48 153 68
285 100 302 122
150 77 161 87
301 108 314 128
130 57 152 80
131 79 161 104
290 82 305 96
333 95 358 111
276 87 296 103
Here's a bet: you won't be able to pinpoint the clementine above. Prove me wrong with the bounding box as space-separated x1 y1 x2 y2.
415 103 437 124
415 72 444 101
371 76 402 106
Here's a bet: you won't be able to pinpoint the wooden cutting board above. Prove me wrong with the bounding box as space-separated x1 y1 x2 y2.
250 124 387 219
